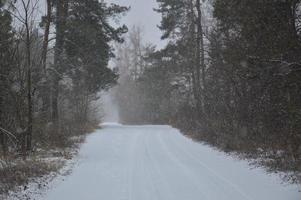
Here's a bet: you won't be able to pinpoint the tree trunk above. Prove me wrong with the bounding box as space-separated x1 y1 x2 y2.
188 0 199 110
195 0 206 115
24 1 33 153
42 0 52 70
52 0 68 127
41 0 52 121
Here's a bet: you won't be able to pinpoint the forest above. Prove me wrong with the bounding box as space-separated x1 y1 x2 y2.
114 0 301 183
0 0 128 194
0 0 301 197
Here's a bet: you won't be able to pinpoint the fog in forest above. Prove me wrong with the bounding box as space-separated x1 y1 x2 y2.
0 0 301 199
101 91 119 123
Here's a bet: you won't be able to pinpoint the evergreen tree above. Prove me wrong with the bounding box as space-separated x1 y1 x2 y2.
50 0 128 127
64 0 128 94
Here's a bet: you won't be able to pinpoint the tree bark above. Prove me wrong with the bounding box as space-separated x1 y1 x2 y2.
42 0 52 71
195 0 206 114
41 0 52 121
188 0 199 109
52 0 68 126
23 0 33 153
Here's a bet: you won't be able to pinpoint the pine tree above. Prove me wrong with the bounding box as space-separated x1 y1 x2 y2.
64 0 128 94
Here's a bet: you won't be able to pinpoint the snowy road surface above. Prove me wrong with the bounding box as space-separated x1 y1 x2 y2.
44 124 300 200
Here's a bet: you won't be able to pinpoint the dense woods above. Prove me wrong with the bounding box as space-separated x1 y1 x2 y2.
0 0 127 194
1 0 301 196
115 0 301 183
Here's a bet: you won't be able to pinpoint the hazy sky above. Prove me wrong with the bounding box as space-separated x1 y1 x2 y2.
108 0 166 48
15 0 165 48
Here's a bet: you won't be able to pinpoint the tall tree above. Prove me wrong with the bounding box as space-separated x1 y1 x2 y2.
155 0 208 114
0 0 14 156
64 0 127 94
52 0 68 126
39 0 53 121
50 0 128 130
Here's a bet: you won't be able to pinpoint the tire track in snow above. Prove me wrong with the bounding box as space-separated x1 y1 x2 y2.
41 125 300 200
126 131 141 200
139 132 161 200
156 131 210 199
164 130 254 200
144 132 177 200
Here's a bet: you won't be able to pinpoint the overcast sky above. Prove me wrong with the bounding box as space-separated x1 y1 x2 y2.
13 0 165 47
107 0 166 49
14 0 165 48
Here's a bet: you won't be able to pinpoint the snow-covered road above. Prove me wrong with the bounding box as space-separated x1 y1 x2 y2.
44 124 300 200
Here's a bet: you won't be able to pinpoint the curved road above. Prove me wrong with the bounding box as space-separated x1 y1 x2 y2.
44 124 300 200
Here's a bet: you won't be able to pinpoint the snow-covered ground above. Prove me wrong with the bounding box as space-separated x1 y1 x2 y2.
40 124 300 200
